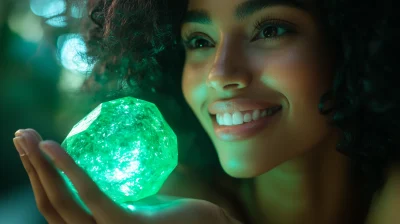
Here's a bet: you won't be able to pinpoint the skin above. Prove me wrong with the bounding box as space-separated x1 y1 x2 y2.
181 0 359 223
11 0 400 224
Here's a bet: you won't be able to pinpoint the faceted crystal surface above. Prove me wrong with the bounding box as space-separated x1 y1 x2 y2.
60 96 178 210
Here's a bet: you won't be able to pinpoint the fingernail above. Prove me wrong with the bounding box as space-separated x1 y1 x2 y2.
15 129 25 137
13 137 27 156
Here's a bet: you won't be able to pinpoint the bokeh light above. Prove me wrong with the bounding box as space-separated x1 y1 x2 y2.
8 6 43 42
71 4 84 18
57 69 87 92
30 0 66 18
45 15 67 27
57 34 94 73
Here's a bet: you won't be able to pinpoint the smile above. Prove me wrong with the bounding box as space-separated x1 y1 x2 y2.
211 106 283 141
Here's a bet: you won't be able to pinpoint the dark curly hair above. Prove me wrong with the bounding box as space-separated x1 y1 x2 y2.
64 0 399 215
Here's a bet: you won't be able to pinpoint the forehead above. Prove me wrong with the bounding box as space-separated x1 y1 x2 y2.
184 0 317 25
187 0 316 10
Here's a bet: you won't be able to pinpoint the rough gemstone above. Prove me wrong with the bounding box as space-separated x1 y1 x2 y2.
60 96 178 211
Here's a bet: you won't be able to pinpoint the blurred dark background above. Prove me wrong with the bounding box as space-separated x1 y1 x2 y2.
1 0 99 223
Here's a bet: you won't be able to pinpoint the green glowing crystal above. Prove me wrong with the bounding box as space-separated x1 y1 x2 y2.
60 96 178 211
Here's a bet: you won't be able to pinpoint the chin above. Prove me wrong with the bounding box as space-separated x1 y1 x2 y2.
220 159 273 178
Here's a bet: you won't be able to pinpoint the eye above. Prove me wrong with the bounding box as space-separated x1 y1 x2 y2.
182 33 214 51
251 18 296 42
255 25 287 39
181 18 296 51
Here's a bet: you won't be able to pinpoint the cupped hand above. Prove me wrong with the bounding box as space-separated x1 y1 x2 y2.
12 128 242 224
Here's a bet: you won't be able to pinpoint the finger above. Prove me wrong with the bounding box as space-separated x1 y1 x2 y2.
13 137 66 224
24 128 43 141
38 140 136 224
21 130 95 224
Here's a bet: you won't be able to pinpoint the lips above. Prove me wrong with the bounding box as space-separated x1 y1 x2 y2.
211 106 283 141
208 98 281 115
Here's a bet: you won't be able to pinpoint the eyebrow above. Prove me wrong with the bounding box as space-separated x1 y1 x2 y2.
182 0 308 25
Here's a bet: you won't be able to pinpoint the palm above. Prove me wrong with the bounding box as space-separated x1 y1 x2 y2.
127 196 239 224
12 129 241 224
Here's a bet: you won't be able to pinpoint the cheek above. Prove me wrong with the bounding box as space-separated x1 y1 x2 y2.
181 66 191 104
181 62 209 112
265 45 333 111
264 44 335 146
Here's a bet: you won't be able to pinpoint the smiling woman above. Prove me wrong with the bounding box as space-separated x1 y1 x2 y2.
20 0 400 223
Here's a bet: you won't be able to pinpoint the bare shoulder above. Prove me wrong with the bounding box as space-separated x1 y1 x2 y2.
365 163 400 224
158 164 246 221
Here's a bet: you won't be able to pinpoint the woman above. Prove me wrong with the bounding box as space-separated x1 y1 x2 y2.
12 0 399 223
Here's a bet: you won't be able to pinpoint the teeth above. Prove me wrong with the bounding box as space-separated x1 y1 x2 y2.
261 110 267 117
216 106 281 126
243 113 252 122
223 113 233 125
252 109 260 121
232 111 243 125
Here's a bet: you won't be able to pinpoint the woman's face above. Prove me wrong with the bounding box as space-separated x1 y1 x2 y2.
181 0 338 178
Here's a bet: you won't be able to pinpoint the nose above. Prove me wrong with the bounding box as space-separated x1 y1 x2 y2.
206 41 252 92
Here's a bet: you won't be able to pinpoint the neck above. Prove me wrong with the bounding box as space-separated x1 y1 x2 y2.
241 131 366 224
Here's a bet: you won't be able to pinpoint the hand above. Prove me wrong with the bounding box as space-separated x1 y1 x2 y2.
12 128 242 224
